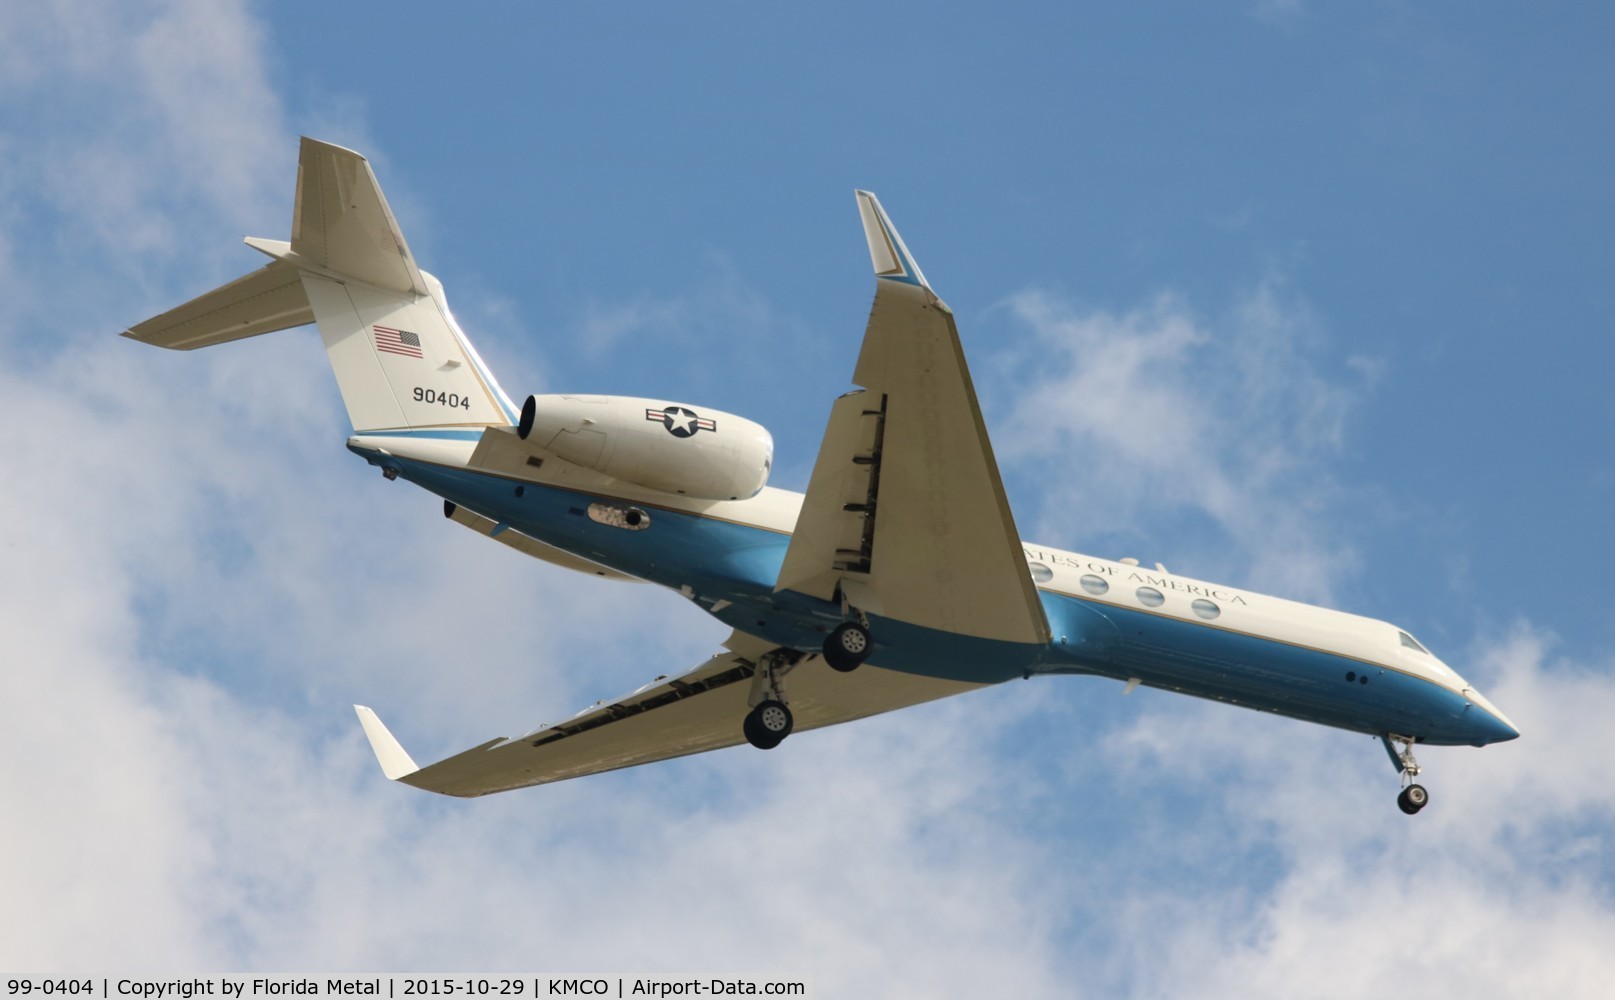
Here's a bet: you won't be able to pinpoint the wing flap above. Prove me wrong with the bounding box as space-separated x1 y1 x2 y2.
774 390 882 597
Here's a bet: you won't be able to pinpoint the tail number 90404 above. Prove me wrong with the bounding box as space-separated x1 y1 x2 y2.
413 387 472 410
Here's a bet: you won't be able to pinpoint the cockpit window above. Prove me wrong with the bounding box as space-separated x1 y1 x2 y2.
1399 631 1429 654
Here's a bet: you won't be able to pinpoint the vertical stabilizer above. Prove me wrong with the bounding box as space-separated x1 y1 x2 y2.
295 262 516 433
288 138 516 433
292 138 428 296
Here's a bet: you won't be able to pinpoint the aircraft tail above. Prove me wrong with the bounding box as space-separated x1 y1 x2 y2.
124 137 517 434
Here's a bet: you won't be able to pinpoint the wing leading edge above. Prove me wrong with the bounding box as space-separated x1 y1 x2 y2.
777 192 1050 647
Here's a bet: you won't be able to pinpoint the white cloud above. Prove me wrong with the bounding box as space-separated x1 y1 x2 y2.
1 0 285 264
570 259 777 366
566 253 823 397
990 279 1368 602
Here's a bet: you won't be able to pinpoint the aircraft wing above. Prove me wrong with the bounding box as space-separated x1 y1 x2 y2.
776 192 1051 646
355 631 980 796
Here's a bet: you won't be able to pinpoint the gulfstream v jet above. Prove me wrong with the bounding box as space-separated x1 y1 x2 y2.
125 138 1518 813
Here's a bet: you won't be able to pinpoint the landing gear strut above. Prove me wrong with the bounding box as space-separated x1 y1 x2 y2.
1382 733 1429 815
743 649 802 750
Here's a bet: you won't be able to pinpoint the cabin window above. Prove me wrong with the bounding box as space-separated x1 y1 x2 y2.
1080 574 1109 596
1399 631 1429 654
1028 562 1053 583
1191 598 1220 620
1136 586 1165 608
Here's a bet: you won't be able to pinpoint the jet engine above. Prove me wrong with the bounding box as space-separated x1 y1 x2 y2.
518 394 773 501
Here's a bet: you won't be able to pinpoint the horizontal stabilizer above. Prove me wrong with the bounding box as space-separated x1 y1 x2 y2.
354 705 420 780
123 258 313 350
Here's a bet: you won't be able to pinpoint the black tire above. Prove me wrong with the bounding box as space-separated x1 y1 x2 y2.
1398 784 1429 815
824 621 872 673
744 700 793 750
742 712 765 749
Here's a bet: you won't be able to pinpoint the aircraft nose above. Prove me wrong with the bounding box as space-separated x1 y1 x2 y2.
1473 708 1520 745
1463 689 1521 746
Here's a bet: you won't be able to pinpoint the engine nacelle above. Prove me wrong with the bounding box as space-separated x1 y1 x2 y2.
519 394 773 501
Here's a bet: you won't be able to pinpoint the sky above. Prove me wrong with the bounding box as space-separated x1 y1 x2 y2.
2 0 1612 994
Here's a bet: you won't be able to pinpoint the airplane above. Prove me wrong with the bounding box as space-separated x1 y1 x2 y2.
125 137 1519 814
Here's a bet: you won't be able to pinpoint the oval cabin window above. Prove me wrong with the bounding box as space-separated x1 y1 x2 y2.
1136 586 1165 608
1080 574 1109 595
1191 598 1221 620
1028 562 1053 583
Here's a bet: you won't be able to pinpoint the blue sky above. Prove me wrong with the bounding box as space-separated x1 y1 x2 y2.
3 1 1613 994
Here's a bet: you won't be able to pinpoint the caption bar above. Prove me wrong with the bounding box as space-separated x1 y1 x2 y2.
4 979 809 1000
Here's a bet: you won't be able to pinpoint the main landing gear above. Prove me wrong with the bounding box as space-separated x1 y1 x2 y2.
743 648 803 750
743 700 793 750
1382 733 1429 815
823 591 875 673
742 614 873 750
823 620 872 673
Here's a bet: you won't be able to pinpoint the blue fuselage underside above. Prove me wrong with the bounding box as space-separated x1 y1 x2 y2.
371 449 1498 747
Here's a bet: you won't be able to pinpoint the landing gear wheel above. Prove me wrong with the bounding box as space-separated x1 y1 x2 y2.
743 699 794 750
1397 783 1429 815
824 621 872 673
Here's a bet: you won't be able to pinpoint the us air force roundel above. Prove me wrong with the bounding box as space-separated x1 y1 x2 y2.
645 405 718 438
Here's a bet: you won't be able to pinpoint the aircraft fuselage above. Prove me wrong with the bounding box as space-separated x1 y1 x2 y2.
353 431 1519 752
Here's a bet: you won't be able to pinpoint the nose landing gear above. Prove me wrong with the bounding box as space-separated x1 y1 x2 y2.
1382 734 1429 815
1397 783 1429 815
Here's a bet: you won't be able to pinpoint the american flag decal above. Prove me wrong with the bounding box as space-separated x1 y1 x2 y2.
373 325 423 359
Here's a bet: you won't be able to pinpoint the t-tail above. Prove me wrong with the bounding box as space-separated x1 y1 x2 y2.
124 137 518 437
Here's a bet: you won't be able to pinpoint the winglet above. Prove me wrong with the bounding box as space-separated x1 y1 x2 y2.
855 190 930 290
354 705 421 780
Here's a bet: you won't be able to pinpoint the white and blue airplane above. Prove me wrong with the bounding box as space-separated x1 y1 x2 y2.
126 138 1518 813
